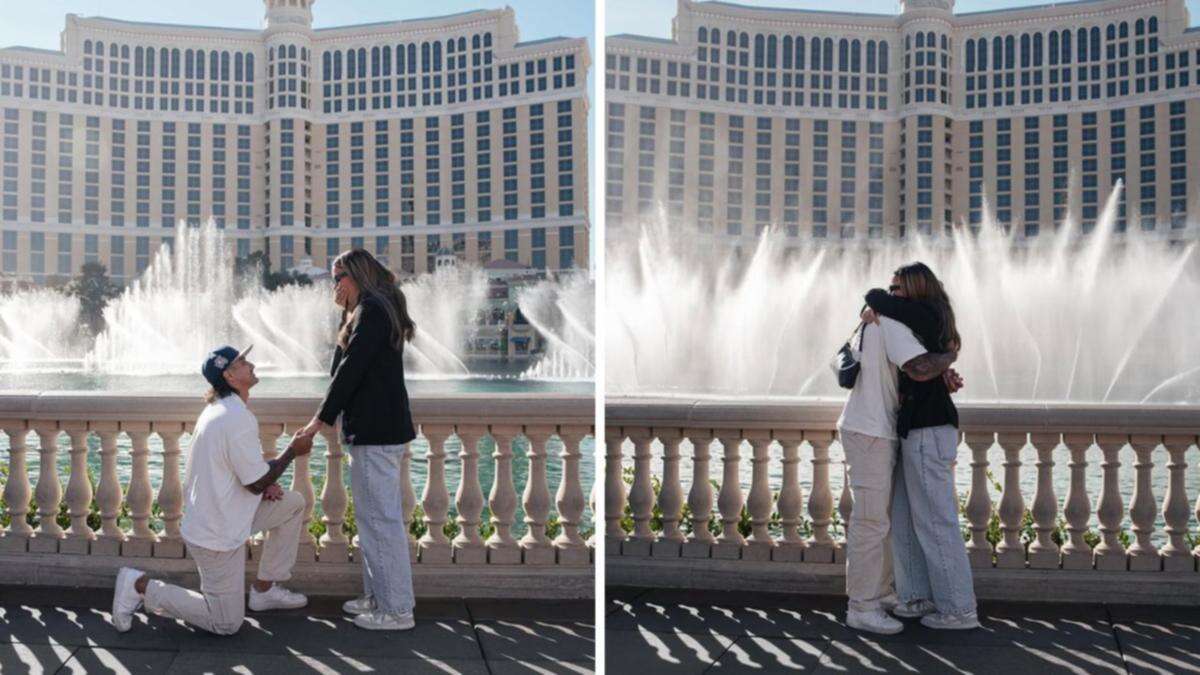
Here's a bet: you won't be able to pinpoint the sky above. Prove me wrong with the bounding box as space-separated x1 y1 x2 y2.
607 0 1200 38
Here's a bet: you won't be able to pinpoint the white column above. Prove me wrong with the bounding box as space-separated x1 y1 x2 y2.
91 427 126 556
419 426 453 564
604 427 628 552
554 426 590 565
62 426 96 554
682 429 716 559
743 433 776 561
774 432 806 562
519 426 555 565
995 433 1028 569
154 426 185 558
485 426 521 564
964 432 995 568
713 432 745 559
805 432 835 563
452 426 487 564
319 428 350 563
1059 433 1094 570
1161 436 1193 571
1127 435 1161 571
1026 433 1060 569
289 426 318 561
29 426 65 553
122 426 157 557
1093 434 1128 571
653 430 685 557
625 430 655 556
0 425 33 551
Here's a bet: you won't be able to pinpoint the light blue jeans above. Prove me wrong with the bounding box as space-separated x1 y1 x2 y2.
348 443 415 615
891 425 977 616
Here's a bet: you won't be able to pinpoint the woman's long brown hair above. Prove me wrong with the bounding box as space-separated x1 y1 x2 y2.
894 262 961 352
333 249 415 351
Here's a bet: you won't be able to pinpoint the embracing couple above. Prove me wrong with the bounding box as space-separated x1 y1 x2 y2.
112 248 420 635
837 262 979 635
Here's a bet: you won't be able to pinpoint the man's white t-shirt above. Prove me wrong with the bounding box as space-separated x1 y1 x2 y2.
179 395 270 551
837 316 927 441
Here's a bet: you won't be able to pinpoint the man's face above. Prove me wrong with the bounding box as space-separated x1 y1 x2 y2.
222 356 258 393
890 275 908 298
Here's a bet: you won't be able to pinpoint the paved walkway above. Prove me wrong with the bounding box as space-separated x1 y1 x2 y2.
0 585 593 674
607 586 1200 674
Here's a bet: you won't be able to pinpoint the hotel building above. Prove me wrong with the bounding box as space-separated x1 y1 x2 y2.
606 0 1200 243
0 1 589 286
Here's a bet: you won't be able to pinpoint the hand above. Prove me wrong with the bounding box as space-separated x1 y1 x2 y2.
942 367 964 393
297 417 327 439
287 432 315 457
860 308 880 325
262 483 284 501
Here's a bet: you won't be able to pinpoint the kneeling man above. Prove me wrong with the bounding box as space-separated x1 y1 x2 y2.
111 344 314 635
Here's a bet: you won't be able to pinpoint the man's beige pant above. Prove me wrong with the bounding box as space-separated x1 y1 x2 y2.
839 429 900 613
143 490 305 635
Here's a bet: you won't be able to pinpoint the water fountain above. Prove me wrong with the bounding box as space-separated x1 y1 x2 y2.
517 272 596 380
607 184 1200 403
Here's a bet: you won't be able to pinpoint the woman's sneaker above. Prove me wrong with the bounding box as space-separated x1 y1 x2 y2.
248 584 308 611
354 610 416 631
111 567 144 632
846 609 904 635
342 595 377 616
921 612 981 630
892 599 937 619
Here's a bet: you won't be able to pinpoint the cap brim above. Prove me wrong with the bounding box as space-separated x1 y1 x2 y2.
234 344 254 361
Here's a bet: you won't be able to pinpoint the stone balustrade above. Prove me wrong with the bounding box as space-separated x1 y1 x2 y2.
0 392 594 599
606 398 1200 604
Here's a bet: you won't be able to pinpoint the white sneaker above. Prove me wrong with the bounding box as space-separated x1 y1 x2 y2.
921 612 981 630
354 610 416 631
248 584 308 611
342 595 377 615
892 599 937 618
111 567 144 633
846 609 904 635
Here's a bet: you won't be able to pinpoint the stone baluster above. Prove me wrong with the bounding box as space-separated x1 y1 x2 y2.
122 426 157 556
61 425 96 555
519 426 555 565
0 426 32 552
486 427 521 564
1093 434 1128 570
28 426 65 553
289 427 318 562
90 426 126 556
994 433 1027 568
419 426 453 564
653 430 685 558
773 433 806 562
604 427 628 551
682 429 716 558
319 429 350 563
554 426 590 565
1160 436 1193 571
624 430 655 556
260 424 283 461
964 433 995 568
399 439 418 562
1059 433 1095 570
1027 433 1060 569
805 432 835 563
1127 435 1161 571
714 431 745 559
154 425 185 558
452 426 487 564
744 433 777 561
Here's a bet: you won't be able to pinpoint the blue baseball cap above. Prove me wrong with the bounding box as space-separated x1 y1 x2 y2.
202 344 253 389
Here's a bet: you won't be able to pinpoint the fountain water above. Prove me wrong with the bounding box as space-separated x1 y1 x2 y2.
607 185 1200 403
517 272 596 380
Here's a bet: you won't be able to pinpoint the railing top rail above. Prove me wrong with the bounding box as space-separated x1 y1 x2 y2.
0 391 595 429
605 397 1200 437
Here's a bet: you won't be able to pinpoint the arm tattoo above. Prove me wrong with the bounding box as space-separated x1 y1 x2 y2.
902 351 957 382
245 446 297 495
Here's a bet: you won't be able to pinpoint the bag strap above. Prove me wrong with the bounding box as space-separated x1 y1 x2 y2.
845 321 865 347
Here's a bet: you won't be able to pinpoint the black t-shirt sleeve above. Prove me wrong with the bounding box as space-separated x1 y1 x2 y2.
865 288 940 348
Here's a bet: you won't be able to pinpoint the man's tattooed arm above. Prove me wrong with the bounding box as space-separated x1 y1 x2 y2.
244 434 313 495
901 351 958 382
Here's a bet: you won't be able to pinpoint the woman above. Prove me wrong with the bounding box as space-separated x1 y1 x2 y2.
298 248 418 631
863 262 978 630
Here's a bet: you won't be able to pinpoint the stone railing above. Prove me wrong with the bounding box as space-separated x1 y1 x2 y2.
606 398 1200 605
0 392 594 599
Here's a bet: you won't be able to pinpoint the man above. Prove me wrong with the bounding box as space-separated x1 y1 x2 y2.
111 344 314 635
836 307 957 635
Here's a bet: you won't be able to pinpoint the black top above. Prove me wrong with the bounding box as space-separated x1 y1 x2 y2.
317 295 417 446
864 288 958 438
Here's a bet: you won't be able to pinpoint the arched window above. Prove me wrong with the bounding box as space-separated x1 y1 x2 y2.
211 51 220 79
978 38 987 70
407 44 416 73
838 38 848 72
811 37 821 70
357 48 366 78
796 36 805 69
473 34 481 50
851 39 860 72
711 28 720 45
993 36 1002 69
447 39 455 55
483 32 492 48
245 53 254 81
739 32 749 49
395 44 404 73
1136 18 1145 36
767 35 777 68
1090 27 1100 61
160 48 170 76
879 41 888 74
1061 29 1071 64
84 40 93 55
1049 31 1058 65
288 44 297 59
783 36 793 68
1020 34 1030 68
421 42 430 72
917 32 926 49
823 37 833 71
754 34 765 67
197 50 207 80
1120 21 1129 39
1033 32 1043 66
1077 28 1087 63
382 45 391 76
346 49 355 78
186 49 195 79
135 46 144 76
1005 35 1014 68
95 41 104 58
1148 16 1157 32
867 40 876 73
1107 24 1116 41
699 27 708 43
965 38 975 72
240 52 248 82
333 50 342 79
372 46 380 77
121 45 129 59
110 43 118 58
432 41 441 71
457 36 466 52
146 47 156 77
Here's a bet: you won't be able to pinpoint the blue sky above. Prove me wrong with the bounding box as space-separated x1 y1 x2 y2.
0 1 593 50
607 0 1200 37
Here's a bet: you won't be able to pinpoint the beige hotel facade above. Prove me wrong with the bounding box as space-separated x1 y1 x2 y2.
607 0 1200 243
0 0 589 286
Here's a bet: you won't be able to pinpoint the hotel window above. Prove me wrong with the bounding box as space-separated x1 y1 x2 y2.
727 115 744 236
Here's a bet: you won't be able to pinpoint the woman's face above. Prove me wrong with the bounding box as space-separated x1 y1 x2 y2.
890 275 908 298
332 263 360 309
